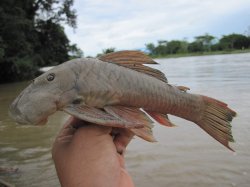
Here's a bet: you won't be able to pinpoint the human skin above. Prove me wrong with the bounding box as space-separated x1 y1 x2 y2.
52 117 135 187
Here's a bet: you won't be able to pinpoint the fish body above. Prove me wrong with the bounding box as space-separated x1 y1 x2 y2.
9 51 236 150
76 58 203 121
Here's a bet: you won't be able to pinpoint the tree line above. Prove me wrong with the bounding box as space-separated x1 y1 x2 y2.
1 1 250 83
145 33 250 57
0 0 82 83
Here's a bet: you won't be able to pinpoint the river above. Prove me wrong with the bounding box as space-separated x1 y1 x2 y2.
0 53 250 187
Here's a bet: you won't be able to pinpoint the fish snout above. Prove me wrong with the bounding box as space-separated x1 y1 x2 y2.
9 102 30 125
9 83 58 126
9 92 53 126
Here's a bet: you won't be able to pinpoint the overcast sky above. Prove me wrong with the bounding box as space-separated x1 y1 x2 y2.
64 0 250 56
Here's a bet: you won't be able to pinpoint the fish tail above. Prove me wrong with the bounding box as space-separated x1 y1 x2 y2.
195 96 237 151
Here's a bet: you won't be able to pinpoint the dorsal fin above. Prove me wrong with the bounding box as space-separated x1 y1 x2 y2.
99 50 157 64
99 50 168 83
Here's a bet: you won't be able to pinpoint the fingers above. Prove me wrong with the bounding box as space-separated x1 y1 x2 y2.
55 117 134 152
54 117 76 144
63 116 87 129
113 128 134 156
53 116 134 159
65 117 112 134
55 117 90 144
54 117 113 146
52 117 79 158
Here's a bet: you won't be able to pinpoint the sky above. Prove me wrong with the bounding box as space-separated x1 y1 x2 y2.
64 0 250 56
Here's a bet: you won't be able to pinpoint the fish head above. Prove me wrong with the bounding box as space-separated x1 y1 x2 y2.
9 62 78 125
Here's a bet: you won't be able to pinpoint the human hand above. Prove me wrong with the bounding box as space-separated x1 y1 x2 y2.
52 117 135 187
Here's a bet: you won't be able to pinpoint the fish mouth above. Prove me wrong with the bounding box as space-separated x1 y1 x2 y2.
9 104 48 126
10 114 48 126
9 105 31 125
9 92 29 124
9 108 28 125
9 90 48 126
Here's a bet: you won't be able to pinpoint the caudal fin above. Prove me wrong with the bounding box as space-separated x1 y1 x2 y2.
197 96 237 151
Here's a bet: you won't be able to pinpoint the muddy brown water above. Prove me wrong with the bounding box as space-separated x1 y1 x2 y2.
0 53 250 187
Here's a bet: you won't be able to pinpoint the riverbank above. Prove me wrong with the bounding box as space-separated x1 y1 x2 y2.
150 49 250 58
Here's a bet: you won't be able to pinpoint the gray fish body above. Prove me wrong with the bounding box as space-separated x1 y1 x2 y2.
75 58 203 122
9 51 236 150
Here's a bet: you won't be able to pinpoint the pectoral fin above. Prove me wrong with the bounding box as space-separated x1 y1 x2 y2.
104 106 156 142
63 105 143 128
104 106 154 128
64 105 157 141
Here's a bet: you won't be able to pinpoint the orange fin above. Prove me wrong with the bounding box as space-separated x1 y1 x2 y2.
177 85 190 92
124 64 168 83
196 96 237 151
104 106 154 128
63 105 143 128
99 50 157 64
130 126 157 142
145 111 176 127
99 50 168 83
104 106 156 142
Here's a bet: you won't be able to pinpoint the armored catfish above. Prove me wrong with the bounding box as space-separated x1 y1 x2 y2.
9 51 237 150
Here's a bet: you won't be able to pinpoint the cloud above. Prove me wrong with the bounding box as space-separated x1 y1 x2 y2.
65 0 250 56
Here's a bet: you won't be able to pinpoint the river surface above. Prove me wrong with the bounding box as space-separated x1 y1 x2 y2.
0 53 250 187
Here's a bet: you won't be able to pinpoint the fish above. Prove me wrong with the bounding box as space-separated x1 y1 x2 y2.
9 50 237 151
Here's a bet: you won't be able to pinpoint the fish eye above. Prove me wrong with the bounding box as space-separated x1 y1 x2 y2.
47 73 55 81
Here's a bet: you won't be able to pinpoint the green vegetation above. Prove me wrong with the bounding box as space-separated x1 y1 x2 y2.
0 0 82 83
96 47 116 57
145 33 250 58
1 1 250 83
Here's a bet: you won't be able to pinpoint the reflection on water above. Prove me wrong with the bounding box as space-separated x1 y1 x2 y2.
1 53 250 187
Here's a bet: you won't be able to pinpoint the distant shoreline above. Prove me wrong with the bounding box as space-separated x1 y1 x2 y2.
150 49 250 59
